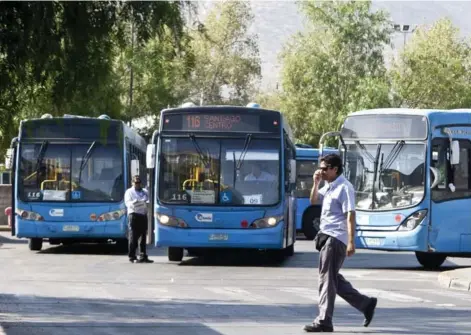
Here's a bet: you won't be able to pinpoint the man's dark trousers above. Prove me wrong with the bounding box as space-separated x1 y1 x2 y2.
128 213 148 260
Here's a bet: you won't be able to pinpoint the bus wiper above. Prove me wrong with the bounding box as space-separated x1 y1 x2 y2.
78 141 97 183
34 140 49 172
355 141 375 163
189 134 209 168
380 140 405 172
370 144 382 209
33 140 49 183
236 134 252 170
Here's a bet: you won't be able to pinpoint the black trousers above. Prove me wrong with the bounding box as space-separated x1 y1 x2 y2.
128 213 148 260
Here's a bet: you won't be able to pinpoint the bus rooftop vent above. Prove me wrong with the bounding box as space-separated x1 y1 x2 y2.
97 114 111 120
181 102 196 108
246 102 260 108
41 113 53 119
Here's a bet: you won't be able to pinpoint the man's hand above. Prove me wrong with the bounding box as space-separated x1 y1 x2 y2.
313 169 322 185
347 242 355 257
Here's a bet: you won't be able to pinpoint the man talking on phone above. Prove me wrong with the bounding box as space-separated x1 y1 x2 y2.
124 175 153 263
303 154 377 332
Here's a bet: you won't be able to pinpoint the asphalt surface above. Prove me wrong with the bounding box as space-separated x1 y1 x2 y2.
1 232 471 335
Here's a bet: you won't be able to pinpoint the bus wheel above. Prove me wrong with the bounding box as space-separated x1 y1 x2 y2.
415 252 447 269
168 247 184 262
29 238 43 251
116 239 128 252
284 244 294 257
302 206 322 240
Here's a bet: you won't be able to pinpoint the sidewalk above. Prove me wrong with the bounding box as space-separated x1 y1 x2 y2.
438 268 471 292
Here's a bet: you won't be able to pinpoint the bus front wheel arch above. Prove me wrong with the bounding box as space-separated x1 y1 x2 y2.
415 251 447 269
302 206 322 241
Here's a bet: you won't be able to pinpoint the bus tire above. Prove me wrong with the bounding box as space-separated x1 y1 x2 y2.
168 247 184 262
284 244 294 257
302 206 322 240
116 239 128 252
29 238 43 251
415 252 447 269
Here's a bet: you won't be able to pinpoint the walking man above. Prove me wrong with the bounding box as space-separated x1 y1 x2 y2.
304 154 377 332
125 175 153 263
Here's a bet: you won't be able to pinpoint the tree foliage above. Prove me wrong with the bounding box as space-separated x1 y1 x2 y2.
391 18 471 109
278 0 393 146
0 1 189 152
183 0 261 105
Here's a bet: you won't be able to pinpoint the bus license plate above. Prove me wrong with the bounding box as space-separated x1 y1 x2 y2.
364 237 382 246
209 233 228 241
63 225 79 232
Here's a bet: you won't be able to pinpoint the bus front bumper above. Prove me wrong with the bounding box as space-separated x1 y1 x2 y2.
155 224 285 249
355 225 428 252
16 219 127 239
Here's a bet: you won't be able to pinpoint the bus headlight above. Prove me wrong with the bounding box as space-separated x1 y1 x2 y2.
398 210 427 231
157 213 188 228
97 209 126 221
16 208 43 221
250 215 284 229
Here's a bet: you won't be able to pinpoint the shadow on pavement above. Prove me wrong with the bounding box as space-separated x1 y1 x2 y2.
0 294 469 335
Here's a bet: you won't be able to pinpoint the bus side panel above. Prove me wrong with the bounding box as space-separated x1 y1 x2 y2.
430 198 471 253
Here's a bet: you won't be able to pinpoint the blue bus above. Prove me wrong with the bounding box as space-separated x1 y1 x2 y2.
294 144 337 240
5 114 147 251
319 108 471 269
146 104 297 262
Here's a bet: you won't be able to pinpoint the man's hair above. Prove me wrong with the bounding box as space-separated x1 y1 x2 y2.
320 154 343 175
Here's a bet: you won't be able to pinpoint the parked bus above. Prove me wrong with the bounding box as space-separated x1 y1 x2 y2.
146 103 297 262
5 114 147 251
294 144 337 240
319 108 471 269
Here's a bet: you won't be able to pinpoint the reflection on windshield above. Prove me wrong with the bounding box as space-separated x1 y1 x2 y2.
345 143 425 210
159 138 280 205
19 143 124 202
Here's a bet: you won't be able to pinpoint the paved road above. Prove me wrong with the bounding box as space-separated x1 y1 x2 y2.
1 233 471 335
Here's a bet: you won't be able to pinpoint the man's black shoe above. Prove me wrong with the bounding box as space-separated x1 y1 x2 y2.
303 323 333 332
136 258 154 263
363 297 377 327
129 258 137 263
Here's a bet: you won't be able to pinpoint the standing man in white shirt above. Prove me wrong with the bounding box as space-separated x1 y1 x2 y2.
125 175 153 263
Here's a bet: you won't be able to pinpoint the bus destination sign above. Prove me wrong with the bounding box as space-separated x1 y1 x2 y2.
162 112 280 133
184 114 256 131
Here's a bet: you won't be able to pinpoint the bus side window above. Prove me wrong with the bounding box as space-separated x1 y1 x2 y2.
432 138 471 202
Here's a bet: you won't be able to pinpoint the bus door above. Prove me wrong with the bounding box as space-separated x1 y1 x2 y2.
430 136 471 252
284 135 296 247
5 143 17 236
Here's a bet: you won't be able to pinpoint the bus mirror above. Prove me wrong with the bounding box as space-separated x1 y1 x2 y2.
131 159 139 177
146 144 156 169
450 140 460 165
4 148 14 170
290 159 296 184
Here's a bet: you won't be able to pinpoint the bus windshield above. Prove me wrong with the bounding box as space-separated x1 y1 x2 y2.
19 142 124 202
346 142 425 210
159 137 280 206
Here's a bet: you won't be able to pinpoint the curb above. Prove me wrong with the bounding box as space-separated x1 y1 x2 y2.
438 270 471 292
0 226 10 232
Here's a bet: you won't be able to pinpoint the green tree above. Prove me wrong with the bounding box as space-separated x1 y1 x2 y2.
0 1 188 152
279 0 393 146
183 0 261 105
390 18 471 109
